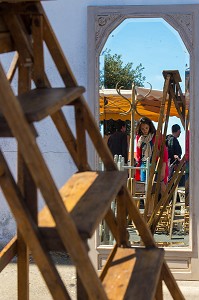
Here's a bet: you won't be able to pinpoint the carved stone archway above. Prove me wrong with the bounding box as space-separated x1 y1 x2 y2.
88 4 199 280
95 12 193 55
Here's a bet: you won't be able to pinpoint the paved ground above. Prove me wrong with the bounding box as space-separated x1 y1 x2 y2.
1 252 199 299
0 253 76 300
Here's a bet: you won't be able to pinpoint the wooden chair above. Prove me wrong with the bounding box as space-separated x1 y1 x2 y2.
0 1 185 299
169 186 189 238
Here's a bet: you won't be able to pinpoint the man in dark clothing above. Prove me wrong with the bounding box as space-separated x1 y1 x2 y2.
107 120 128 164
166 124 182 179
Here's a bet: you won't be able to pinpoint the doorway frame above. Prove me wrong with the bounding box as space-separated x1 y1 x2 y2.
87 4 199 280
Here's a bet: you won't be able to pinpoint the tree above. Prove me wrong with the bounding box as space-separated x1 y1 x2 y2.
100 49 146 89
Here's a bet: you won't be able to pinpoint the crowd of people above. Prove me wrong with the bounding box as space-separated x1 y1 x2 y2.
107 117 185 194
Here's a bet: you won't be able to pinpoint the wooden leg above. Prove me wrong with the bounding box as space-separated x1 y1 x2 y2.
155 273 163 300
147 194 155 218
16 45 32 300
17 151 37 300
77 272 89 300
17 231 29 300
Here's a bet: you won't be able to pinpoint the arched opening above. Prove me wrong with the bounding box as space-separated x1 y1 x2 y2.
99 17 189 248
88 5 199 279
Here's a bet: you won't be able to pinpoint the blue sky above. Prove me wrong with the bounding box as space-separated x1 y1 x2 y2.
100 18 189 154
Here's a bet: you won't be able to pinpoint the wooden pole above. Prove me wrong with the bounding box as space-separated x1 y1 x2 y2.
127 83 135 197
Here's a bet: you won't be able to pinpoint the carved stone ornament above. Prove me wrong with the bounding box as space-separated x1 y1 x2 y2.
163 13 193 53
95 12 193 54
95 14 124 51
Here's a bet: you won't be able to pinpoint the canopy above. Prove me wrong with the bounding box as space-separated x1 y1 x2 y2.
99 87 185 122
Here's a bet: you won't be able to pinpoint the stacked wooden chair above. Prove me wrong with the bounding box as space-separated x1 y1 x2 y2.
169 186 189 238
0 1 185 299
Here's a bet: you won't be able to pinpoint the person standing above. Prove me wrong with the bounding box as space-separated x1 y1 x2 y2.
185 128 189 179
166 124 182 179
135 117 168 194
107 120 128 164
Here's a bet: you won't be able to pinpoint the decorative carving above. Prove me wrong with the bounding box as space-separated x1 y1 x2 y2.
95 14 124 51
95 12 193 54
164 14 193 53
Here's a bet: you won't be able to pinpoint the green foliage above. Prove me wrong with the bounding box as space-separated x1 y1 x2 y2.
100 49 146 89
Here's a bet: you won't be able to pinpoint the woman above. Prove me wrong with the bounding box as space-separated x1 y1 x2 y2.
135 117 168 194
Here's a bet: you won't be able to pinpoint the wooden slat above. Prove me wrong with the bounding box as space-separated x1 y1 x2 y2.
17 230 29 300
39 171 126 239
162 70 182 83
0 16 8 32
0 32 15 53
17 155 37 300
0 87 85 123
17 60 32 300
32 14 46 88
100 244 118 281
0 16 14 54
176 82 186 108
7 52 18 82
116 188 129 246
39 228 65 251
124 188 156 248
102 246 164 300
0 236 17 272
51 110 79 167
153 93 172 208
169 87 185 128
39 228 88 252
0 119 37 137
3 12 33 64
104 208 119 243
39 227 90 253
155 274 163 300
75 102 89 171
163 70 185 127
0 118 15 136
18 54 31 94
77 273 89 300
17 87 85 121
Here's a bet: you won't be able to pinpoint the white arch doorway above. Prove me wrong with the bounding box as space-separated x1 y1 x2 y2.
87 4 199 280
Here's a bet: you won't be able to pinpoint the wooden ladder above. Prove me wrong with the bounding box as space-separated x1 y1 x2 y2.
0 2 185 299
146 70 187 234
